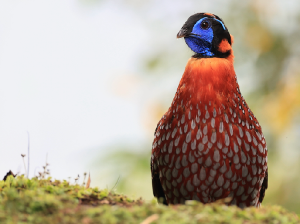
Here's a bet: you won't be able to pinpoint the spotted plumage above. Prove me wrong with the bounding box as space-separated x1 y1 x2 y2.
151 13 268 208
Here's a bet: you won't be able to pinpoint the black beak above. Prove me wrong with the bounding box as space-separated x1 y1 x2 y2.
177 28 189 38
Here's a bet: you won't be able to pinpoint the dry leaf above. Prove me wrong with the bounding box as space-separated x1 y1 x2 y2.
140 214 159 224
85 172 91 189
3 170 17 181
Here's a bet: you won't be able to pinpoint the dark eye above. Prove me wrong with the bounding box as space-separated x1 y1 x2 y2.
201 21 209 29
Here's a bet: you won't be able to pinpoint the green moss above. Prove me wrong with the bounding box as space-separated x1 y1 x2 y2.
0 176 298 223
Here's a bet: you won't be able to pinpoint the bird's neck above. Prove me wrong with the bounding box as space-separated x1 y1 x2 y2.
174 54 236 109
184 37 214 57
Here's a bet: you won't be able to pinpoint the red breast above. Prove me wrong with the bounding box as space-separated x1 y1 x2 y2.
151 42 268 207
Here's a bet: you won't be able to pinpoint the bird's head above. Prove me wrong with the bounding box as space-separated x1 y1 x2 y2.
177 13 233 58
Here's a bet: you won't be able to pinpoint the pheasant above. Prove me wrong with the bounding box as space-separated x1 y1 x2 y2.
151 13 268 208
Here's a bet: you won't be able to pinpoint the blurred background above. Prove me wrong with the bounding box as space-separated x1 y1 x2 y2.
0 0 299 213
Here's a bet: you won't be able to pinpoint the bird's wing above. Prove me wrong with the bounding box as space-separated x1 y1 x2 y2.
259 168 268 203
151 157 168 205
151 121 168 205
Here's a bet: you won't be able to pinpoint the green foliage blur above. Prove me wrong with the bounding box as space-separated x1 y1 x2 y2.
87 0 300 214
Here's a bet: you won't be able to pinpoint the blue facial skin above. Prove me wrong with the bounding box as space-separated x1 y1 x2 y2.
184 17 226 57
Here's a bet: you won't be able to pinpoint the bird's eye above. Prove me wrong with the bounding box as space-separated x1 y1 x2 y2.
201 21 209 29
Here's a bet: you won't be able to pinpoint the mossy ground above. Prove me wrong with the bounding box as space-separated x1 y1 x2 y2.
0 176 298 224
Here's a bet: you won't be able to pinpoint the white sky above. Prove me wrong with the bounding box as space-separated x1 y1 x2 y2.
0 0 150 179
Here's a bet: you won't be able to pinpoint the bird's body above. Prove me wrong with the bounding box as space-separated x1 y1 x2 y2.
151 13 268 208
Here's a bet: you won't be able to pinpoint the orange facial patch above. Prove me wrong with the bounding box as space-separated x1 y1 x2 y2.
218 39 232 53
230 35 234 45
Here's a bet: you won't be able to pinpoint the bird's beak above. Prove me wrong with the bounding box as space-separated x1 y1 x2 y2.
177 28 188 38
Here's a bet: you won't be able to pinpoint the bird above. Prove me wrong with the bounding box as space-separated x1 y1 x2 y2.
150 13 268 208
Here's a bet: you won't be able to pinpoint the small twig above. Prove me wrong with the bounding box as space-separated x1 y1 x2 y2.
109 176 121 193
27 131 30 178
82 172 87 186
42 153 49 178
34 167 41 177
21 154 27 176
75 174 80 184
